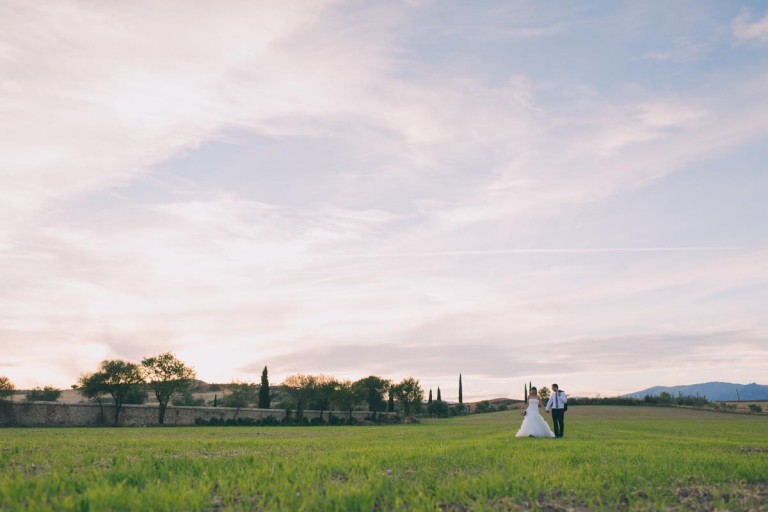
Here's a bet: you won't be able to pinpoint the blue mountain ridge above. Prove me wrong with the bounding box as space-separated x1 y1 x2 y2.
622 382 768 401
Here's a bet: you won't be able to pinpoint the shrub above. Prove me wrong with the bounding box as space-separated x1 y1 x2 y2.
571 395 710 407
195 417 227 426
261 415 280 426
474 401 495 414
172 390 205 407
227 417 259 426
0 376 15 401
25 386 62 402
748 404 763 413
195 417 263 426
123 387 149 405
428 400 450 418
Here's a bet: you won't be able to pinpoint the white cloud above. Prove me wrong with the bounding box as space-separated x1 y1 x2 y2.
1 1 767 396
642 42 708 62
0 0 387 234
732 11 768 42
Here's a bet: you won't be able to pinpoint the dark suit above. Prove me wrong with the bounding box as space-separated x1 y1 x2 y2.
547 390 566 437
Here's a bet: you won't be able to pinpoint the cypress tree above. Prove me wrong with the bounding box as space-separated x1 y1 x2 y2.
524 383 528 405
428 389 433 404
459 374 463 404
258 366 271 409
437 387 442 402
387 388 394 412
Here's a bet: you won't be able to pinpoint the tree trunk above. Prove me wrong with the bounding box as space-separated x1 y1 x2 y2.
158 401 168 425
113 398 122 425
96 397 105 425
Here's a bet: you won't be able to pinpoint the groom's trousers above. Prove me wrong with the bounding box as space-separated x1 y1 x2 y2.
552 409 565 437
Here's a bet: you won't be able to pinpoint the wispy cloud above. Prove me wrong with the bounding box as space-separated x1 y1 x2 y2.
1 1 766 397
732 11 768 43
324 247 739 260
0 0 385 231
642 42 708 62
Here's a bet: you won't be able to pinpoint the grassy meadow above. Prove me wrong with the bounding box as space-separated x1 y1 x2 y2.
1 406 767 511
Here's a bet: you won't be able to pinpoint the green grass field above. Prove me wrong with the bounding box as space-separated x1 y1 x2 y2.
1 406 767 511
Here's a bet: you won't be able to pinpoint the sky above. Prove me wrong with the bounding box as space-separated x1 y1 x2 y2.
1 1 767 401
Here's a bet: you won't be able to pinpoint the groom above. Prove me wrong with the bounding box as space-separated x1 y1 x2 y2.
545 383 567 438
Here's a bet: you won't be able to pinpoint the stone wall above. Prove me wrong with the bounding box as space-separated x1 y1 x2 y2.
0 401 376 427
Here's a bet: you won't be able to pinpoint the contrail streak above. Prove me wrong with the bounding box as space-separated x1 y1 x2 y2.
327 247 740 259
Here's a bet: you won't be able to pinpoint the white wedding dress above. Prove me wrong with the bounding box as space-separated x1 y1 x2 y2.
515 398 555 438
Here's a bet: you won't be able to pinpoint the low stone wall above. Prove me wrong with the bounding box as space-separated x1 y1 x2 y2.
0 401 376 427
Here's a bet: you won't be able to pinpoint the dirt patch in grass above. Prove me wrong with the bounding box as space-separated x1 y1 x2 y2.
736 446 768 454
669 483 768 511
433 484 768 511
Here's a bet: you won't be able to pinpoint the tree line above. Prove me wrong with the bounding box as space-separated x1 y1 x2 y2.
0 355 468 426
567 393 712 407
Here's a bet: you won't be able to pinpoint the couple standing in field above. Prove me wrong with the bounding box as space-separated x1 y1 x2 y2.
515 383 567 438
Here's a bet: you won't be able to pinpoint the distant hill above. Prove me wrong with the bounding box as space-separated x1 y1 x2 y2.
623 382 768 401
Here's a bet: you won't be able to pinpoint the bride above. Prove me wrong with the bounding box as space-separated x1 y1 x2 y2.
515 387 555 438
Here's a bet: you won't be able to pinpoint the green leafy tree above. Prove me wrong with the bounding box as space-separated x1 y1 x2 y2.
428 386 449 418
312 375 339 422
539 386 550 401
77 371 109 423
258 366 271 409
100 360 145 424
223 381 256 416
334 380 364 420
25 386 62 402
428 399 450 418
387 388 395 413
0 376 15 400
141 352 196 424
283 374 317 421
80 360 145 424
353 376 391 419
475 400 492 413
394 377 423 416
